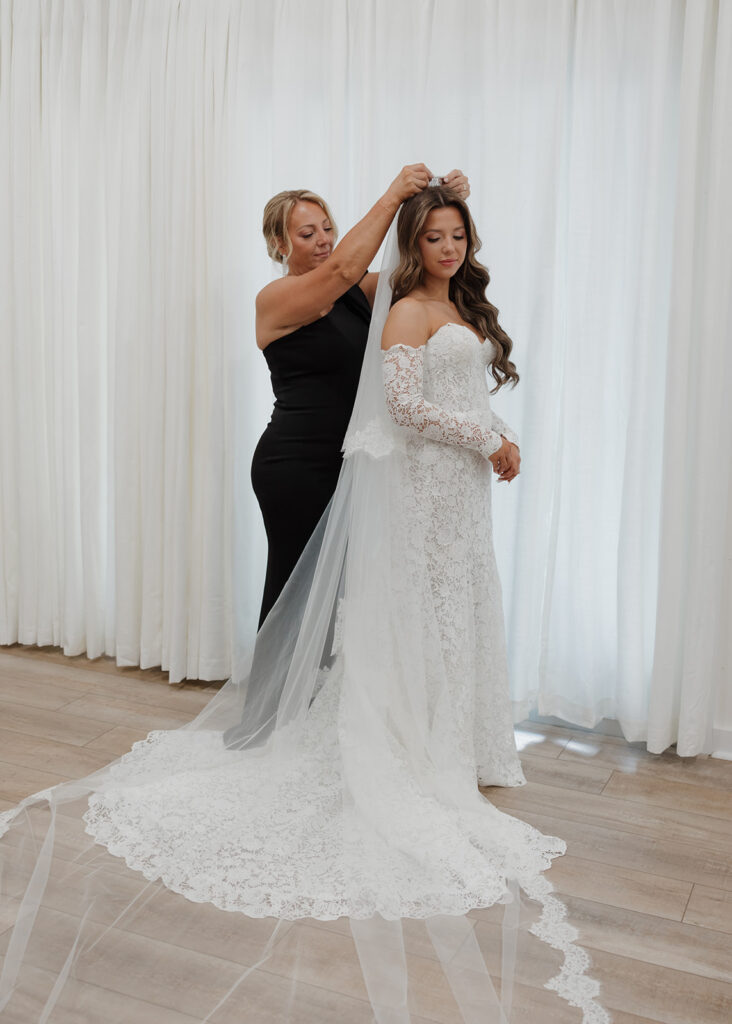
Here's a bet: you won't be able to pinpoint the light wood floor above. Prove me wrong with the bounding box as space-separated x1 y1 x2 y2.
0 644 730 1023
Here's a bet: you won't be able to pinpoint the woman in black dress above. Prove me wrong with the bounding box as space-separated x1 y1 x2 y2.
252 166 470 626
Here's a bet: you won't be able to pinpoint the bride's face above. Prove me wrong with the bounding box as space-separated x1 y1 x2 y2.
417 206 468 282
282 201 334 275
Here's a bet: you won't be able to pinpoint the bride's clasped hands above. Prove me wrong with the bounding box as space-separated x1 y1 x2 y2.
491 436 521 482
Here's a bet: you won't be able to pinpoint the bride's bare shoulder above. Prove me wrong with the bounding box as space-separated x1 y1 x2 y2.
381 297 431 351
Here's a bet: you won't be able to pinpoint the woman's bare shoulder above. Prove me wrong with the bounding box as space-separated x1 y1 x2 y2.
389 295 426 315
381 297 431 350
254 255 352 348
255 277 283 311
255 277 335 349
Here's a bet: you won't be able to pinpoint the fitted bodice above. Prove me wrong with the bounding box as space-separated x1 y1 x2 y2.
252 281 372 625
421 322 496 412
261 283 371 444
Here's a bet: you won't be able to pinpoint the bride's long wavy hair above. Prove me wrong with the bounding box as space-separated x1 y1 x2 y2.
391 186 519 392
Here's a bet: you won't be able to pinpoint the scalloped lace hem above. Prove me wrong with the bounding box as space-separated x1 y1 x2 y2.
78 725 610 1024
82 800 609 1023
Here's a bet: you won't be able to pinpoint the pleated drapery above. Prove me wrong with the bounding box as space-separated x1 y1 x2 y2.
0 1 730 755
0 0 242 683
646 0 732 755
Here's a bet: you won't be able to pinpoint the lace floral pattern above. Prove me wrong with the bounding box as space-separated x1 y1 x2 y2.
83 690 607 1019
384 325 525 787
383 339 505 459
84 675 542 921
342 417 404 459
82 323 609 1022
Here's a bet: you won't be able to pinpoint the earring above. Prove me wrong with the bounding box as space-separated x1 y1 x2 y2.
280 252 288 275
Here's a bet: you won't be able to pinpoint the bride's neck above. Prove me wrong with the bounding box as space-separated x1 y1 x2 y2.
412 275 450 304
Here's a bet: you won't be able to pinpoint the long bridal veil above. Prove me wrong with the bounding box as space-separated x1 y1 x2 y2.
0 221 610 1023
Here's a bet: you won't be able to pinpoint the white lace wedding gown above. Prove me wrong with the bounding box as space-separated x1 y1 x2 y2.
84 323 535 919
381 323 527 790
2 321 608 1021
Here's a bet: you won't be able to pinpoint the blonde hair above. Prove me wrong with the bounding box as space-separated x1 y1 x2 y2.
262 190 338 264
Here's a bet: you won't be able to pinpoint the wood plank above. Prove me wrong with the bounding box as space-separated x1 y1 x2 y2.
484 779 732 858
0 951 376 1024
558 894 732 983
683 884 732 935
487 807 732 892
0 699 113 746
0 904 256 1016
514 721 573 759
0 675 90 712
56 693 193 731
471 914 720 1023
544 854 693 921
518 752 612 792
0 645 170 682
72 674 213 715
5 875 295 964
208 966 377 1024
561 734 732 789
0 959 201 1024
0 649 213 713
505 983 656 1024
477 906 732 1021
1 645 226 688
0 761 70 803
264 919 464 1023
0 651 100 692
586 946 732 1024
5 874 476 1024
0 905 377 1023
603 771 732 822
2 824 141 877
84 725 154 756
0 727 111 778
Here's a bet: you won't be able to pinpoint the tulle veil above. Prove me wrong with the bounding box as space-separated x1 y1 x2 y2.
0 219 610 1023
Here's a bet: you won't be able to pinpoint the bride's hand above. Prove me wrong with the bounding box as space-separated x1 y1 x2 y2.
489 438 520 482
443 169 470 200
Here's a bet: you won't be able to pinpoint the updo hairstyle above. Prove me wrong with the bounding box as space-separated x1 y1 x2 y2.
262 189 338 265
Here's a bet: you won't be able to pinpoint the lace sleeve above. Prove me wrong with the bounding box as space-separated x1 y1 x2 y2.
382 345 503 459
490 411 519 450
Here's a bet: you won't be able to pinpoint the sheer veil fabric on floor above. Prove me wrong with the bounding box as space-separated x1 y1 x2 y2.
0 225 610 1023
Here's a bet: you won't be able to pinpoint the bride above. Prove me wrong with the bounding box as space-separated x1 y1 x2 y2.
378 183 525 790
0 182 610 1024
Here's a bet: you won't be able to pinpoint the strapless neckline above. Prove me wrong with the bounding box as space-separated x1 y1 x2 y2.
429 322 486 346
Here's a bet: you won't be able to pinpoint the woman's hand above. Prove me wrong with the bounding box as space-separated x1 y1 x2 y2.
386 164 433 206
489 438 520 482
443 169 470 200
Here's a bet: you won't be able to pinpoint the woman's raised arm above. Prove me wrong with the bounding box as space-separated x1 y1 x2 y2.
256 165 431 348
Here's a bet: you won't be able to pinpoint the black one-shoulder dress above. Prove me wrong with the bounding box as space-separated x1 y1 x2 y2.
252 284 371 627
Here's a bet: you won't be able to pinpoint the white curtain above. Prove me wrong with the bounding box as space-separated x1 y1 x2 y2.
646 0 732 755
0 1 729 754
